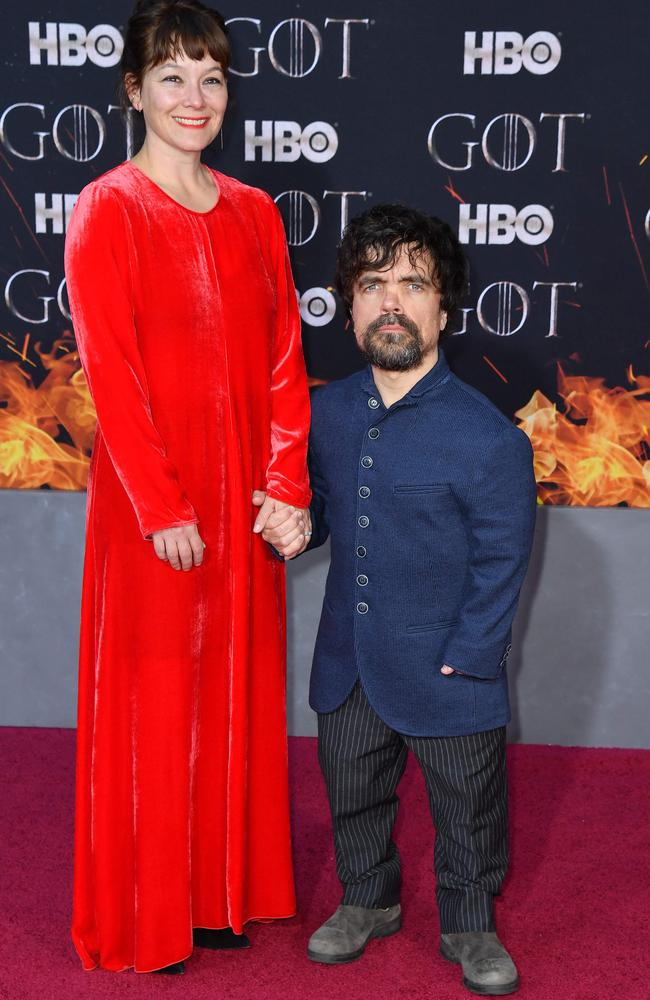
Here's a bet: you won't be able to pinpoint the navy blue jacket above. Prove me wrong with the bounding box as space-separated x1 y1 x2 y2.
306 351 537 737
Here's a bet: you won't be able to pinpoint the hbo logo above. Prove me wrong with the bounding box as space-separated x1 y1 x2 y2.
245 120 338 163
464 31 561 75
28 22 123 67
298 287 337 327
458 204 554 246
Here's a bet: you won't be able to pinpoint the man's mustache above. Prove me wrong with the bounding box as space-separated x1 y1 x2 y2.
365 314 420 338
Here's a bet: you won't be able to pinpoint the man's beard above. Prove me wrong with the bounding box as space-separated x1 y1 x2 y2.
360 314 424 372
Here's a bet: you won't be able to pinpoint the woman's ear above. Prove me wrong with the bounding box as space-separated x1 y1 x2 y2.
124 74 142 112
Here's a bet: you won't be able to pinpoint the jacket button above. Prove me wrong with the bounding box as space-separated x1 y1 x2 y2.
356 545 367 557
358 515 370 528
361 456 373 468
357 574 368 586
357 602 369 614
358 486 371 498
368 427 380 439
368 397 379 409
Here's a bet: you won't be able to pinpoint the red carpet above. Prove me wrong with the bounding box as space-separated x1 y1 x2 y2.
0 730 648 1000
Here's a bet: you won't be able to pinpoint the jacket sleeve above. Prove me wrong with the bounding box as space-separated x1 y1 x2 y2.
64 184 198 539
264 199 312 509
442 427 537 680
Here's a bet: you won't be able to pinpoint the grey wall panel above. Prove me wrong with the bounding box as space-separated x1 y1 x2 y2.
285 544 329 738
508 508 650 749
1 492 648 747
0 490 85 728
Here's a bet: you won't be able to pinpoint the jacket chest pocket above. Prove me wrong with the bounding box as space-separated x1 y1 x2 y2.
392 483 457 521
393 483 452 496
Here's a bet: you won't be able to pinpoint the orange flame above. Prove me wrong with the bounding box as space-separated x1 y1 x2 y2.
0 339 94 490
2 345 649 508
515 366 650 507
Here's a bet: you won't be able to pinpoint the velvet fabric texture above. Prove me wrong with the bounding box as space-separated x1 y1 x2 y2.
64 162 311 973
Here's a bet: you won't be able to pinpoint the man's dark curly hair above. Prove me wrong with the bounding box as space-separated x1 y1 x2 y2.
335 203 468 328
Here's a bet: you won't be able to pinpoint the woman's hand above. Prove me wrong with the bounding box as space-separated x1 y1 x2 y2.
152 524 205 571
252 490 311 560
263 505 312 560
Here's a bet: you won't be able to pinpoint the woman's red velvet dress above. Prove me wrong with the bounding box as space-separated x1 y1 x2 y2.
64 162 311 973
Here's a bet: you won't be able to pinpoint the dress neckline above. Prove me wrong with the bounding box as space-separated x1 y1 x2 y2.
124 160 222 216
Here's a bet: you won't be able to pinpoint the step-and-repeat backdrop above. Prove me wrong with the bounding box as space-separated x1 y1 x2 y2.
1 1 649 505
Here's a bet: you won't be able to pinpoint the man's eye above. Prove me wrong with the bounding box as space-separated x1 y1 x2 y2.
409 283 423 291
363 283 378 292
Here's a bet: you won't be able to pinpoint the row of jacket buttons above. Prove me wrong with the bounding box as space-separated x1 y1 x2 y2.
358 416 379 615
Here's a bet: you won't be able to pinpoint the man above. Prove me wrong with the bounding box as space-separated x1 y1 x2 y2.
260 204 537 996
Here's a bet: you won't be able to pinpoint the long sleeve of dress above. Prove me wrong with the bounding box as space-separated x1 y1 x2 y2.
304 421 330 551
65 184 198 538
264 201 312 508
269 426 330 563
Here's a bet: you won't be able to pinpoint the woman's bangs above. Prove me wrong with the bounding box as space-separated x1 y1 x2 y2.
148 12 230 70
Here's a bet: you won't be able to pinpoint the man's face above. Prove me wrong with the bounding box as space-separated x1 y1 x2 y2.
351 245 447 372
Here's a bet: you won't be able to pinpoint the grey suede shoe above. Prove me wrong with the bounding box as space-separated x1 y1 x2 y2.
307 904 401 964
440 932 519 996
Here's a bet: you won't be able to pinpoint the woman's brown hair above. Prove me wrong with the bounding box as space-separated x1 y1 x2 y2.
119 0 230 113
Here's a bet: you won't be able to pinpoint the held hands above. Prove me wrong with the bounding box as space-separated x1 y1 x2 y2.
152 523 205 571
252 490 311 560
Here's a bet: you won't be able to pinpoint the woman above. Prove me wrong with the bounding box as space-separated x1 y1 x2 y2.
65 0 310 974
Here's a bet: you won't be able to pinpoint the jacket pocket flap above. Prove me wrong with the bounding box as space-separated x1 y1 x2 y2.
406 619 458 633
393 483 451 495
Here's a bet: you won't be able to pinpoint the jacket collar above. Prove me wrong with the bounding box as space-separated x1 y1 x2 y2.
360 350 450 402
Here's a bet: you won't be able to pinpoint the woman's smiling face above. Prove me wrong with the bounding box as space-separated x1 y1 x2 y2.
129 50 228 154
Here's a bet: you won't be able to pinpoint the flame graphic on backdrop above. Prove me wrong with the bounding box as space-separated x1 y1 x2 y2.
1 346 649 505
515 366 650 507
0 338 94 490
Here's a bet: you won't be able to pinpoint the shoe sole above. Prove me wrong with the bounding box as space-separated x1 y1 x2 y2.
439 941 519 996
307 915 402 965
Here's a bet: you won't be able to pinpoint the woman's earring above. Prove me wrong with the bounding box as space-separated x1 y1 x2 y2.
220 129 224 151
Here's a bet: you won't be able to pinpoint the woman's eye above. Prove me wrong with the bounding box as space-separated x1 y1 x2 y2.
163 75 182 83
204 77 223 86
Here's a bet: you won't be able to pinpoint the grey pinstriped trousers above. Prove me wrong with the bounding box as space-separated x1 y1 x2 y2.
317 682 508 934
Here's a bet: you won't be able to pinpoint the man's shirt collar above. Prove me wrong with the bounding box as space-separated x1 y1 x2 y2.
360 350 450 403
